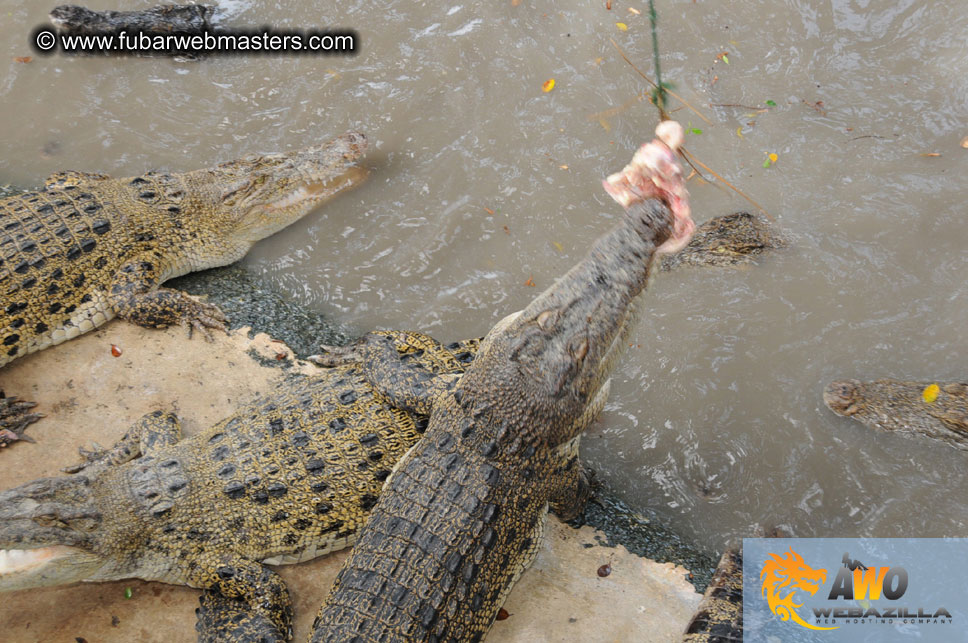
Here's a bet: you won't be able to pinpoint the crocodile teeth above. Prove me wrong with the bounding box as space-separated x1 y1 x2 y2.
266 166 369 212
269 184 319 210
0 547 65 575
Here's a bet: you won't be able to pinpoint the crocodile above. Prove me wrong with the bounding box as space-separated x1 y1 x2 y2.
660 211 782 271
682 546 743 642
295 125 695 643
682 525 791 642
0 330 479 640
824 379 968 451
0 131 367 444
49 4 214 36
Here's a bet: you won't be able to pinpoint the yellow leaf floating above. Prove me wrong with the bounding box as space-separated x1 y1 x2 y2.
542 78 555 93
616 22 628 31
736 127 743 138
769 153 778 163
922 383 940 404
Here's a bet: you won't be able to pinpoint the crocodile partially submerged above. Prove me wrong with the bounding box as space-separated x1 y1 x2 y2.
49 4 213 35
660 211 782 271
0 132 367 443
296 125 694 642
0 331 478 639
824 379 968 450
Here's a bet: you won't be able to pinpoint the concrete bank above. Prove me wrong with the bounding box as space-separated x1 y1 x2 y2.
0 320 702 641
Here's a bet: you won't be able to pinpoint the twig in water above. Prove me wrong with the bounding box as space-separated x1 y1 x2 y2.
710 103 768 111
679 147 776 221
802 99 826 116
587 91 649 125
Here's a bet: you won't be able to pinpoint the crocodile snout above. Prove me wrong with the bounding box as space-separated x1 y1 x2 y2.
823 379 861 416
337 131 368 160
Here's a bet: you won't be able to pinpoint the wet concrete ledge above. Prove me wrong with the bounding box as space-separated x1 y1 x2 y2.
0 266 710 641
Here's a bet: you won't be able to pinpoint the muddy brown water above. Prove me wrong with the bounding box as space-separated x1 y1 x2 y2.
1 1 967 554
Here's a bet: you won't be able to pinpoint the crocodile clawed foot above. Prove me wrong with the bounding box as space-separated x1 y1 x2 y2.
0 392 42 448
196 591 289 643
307 344 362 368
182 296 230 342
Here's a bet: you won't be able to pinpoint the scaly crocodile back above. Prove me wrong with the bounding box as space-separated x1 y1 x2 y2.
310 392 560 642
76 332 480 584
682 546 743 642
0 175 209 366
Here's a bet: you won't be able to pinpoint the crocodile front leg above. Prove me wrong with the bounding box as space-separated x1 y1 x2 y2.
64 409 183 473
312 331 462 415
110 260 228 339
0 391 41 446
546 380 608 521
548 457 593 521
190 554 292 642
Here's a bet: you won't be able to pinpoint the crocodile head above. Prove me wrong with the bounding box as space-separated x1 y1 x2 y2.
824 379 968 449
49 5 119 31
194 131 369 245
0 475 116 590
49 4 213 34
474 198 689 452
453 130 693 455
660 211 783 270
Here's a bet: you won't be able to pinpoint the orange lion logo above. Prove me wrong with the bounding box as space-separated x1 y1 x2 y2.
760 547 837 631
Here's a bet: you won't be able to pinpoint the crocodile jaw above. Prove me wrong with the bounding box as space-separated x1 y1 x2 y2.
0 545 101 590
0 547 67 573
215 131 369 242
235 156 369 242
265 167 368 212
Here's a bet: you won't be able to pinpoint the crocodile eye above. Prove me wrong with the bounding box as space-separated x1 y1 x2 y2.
32 514 65 528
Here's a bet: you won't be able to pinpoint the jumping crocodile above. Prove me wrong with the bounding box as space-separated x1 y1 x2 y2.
49 4 213 35
660 211 782 271
0 330 479 640
682 546 743 642
0 132 367 443
824 379 968 451
297 125 695 642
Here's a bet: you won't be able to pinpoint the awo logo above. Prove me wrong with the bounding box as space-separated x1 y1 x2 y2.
759 547 953 632
760 547 835 630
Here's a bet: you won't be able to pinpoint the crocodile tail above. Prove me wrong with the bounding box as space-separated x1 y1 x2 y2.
683 546 743 642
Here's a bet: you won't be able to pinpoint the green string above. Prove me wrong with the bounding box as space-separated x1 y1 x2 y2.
649 0 667 114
